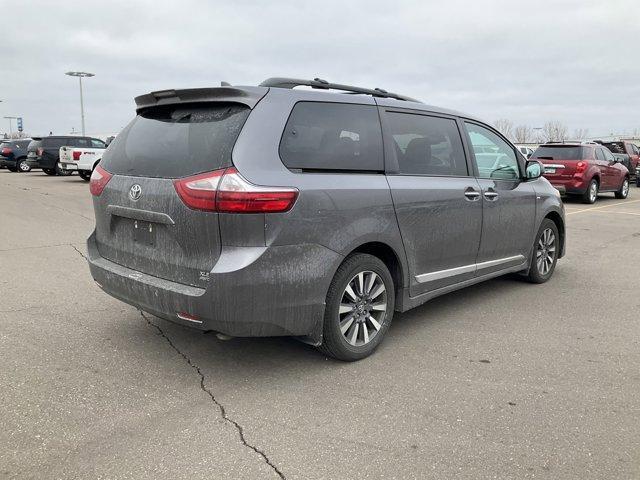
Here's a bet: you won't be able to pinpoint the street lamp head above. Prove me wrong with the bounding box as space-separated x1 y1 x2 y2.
65 71 95 78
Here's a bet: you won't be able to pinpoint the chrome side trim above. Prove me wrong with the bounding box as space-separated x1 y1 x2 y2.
415 255 526 283
543 164 566 169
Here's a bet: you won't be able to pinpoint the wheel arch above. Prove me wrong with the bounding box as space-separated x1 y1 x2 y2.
347 242 406 298
544 210 565 258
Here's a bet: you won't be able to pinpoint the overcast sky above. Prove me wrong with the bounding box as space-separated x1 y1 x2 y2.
1 0 638 139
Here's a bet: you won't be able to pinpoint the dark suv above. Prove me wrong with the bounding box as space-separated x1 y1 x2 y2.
26 136 106 175
86 78 565 361
0 139 32 172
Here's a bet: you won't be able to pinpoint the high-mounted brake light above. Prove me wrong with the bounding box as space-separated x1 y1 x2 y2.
173 167 298 213
72 151 82 161
90 165 113 196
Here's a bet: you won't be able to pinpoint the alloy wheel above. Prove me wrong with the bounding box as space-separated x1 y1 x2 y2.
536 228 556 276
621 179 629 198
339 270 387 346
589 181 598 203
19 160 30 172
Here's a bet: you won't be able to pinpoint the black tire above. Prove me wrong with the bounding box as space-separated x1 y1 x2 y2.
78 170 92 181
615 177 629 199
55 162 73 176
43 168 57 176
17 158 31 173
526 219 559 284
581 178 598 204
318 253 395 361
636 176 640 188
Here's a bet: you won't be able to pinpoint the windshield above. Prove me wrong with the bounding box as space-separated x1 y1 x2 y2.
532 146 584 160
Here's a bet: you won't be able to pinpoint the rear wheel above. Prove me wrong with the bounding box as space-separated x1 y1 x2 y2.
55 162 73 176
526 219 559 284
615 177 629 199
79 170 92 181
581 179 598 204
43 168 57 176
318 253 395 361
18 158 31 172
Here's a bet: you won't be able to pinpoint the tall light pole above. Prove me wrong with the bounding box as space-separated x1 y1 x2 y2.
4 116 18 137
65 71 94 136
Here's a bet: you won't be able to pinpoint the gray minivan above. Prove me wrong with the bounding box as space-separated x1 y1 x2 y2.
87 78 565 361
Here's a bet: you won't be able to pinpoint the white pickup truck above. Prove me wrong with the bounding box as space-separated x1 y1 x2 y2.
59 140 108 180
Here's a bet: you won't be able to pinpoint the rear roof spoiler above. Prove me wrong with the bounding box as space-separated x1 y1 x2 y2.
134 86 268 112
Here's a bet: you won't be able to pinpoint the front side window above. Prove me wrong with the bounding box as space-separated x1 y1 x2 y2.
386 112 468 176
279 102 383 171
601 148 615 162
91 139 106 148
465 123 520 180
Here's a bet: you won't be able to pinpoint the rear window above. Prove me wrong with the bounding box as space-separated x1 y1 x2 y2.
601 142 625 154
532 146 584 160
279 102 383 171
100 103 250 178
42 138 74 149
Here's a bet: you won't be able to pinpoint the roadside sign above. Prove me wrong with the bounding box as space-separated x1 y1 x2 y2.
17 117 23 132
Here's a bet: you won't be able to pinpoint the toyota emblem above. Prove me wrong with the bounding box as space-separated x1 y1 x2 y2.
129 184 142 201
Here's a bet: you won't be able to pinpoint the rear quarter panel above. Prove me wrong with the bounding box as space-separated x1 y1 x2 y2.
231 88 409 292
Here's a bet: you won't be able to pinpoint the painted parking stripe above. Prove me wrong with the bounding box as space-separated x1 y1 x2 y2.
566 199 640 215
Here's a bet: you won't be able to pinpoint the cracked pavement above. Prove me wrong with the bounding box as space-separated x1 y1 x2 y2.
1 170 639 479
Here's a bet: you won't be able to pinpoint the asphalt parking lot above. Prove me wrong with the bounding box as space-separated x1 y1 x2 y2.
1 170 639 480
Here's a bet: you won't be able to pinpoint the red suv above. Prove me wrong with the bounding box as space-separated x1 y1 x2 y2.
531 142 630 204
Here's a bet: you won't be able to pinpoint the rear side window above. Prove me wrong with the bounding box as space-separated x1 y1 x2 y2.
43 138 71 149
28 140 42 151
91 139 106 148
532 146 584 160
279 102 383 171
101 103 250 178
387 112 468 176
595 148 605 161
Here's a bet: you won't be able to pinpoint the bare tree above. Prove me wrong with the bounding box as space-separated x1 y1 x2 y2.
541 121 568 142
573 128 590 141
493 119 514 140
513 125 533 144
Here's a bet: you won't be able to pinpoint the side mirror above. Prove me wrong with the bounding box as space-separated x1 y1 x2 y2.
525 160 543 179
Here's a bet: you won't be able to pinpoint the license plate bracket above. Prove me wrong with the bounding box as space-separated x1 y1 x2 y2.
133 220 156 247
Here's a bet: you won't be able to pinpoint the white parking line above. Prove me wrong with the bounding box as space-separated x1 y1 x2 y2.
566 199 640 215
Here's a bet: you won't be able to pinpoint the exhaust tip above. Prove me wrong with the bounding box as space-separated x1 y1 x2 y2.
215 333 233 341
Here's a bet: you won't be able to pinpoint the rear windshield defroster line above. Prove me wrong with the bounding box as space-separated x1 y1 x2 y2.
100 103 250 178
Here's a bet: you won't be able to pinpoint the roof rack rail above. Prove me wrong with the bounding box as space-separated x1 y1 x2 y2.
259 77 420 103
544 140 597 145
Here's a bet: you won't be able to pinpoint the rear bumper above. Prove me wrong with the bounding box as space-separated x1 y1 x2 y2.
0 158 15 168
60 162 78 171
546 177 588 195
87 231 342 342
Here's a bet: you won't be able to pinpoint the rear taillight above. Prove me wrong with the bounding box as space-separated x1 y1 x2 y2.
216 167 298 213
90 165 113 196
173 167 298 213
1 147 11 156
36 147 43 156
72 151 82 161
173 169 225 211
576 161 587 173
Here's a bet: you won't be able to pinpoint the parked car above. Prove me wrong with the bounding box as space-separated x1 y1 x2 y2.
0 139 32 172
59 141 107 180
596 140 640 177
531 142 630 203
86 77 565 361
26 136 106 176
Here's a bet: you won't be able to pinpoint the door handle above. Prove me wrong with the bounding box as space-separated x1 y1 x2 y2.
464 188 481 200
483 190 499 200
